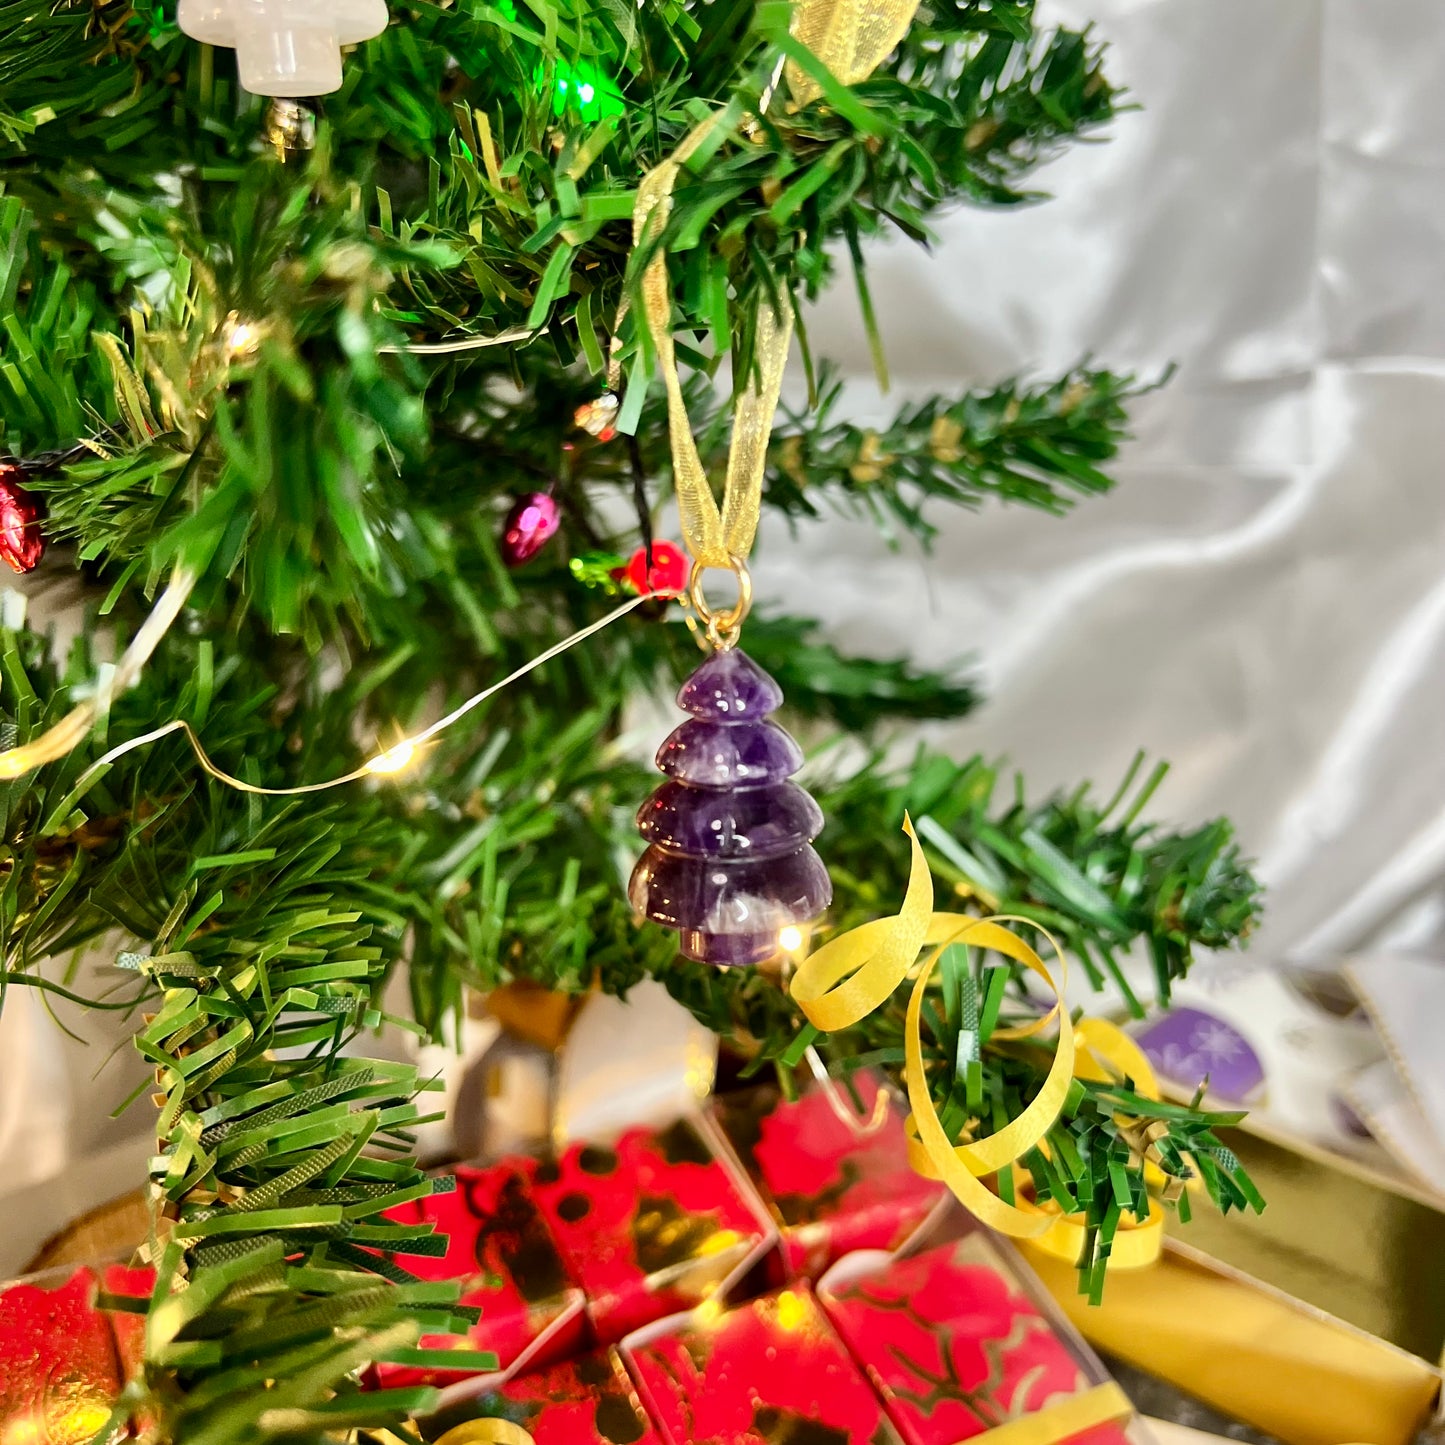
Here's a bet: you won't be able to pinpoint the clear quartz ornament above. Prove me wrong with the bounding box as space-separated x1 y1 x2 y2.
177 0 388 97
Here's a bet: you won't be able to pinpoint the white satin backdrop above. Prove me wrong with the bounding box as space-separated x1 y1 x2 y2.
6 0 1445 1265
766 0 1445 968
753 0 1445 1173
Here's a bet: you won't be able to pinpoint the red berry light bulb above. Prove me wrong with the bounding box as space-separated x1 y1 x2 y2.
624 540 688 597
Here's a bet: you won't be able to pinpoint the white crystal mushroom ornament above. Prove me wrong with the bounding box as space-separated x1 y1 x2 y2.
177 0 388 97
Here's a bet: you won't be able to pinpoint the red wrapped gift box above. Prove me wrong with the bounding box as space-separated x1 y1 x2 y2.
423 1348 662 1445
708 1071 946 1280
374 1162 586 1388
529 1118 774 1343
625 1284 905 1445
100 1265 155 1383
0 1268 126 1445
819 1235 1141 1445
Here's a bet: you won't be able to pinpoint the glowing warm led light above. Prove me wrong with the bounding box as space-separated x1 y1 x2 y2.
366 739 417 775
778 925 804 953
222 312 265 358
4 1413 42 1445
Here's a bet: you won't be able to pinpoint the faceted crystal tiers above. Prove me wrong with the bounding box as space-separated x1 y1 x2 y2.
629 650 831 967
638 779 824 861
656 719 803 788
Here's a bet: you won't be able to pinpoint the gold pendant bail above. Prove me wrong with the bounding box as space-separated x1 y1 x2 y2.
688 554 753 651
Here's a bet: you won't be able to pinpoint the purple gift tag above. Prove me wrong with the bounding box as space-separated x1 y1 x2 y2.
1133 1005 1265 1104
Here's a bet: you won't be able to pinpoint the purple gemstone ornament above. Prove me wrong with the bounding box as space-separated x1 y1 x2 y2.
630 649 831 967
1133 1005 1265 1104
500 492 561 566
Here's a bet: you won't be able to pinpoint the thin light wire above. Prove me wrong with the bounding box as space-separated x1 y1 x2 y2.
377 325 547 356
804 1044 891 1138
73 592 657 798
778 935 893 1140
0 566 198 781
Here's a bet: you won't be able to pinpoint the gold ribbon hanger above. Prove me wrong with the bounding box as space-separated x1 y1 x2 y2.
787 0 923 105
631 119 791 577
623 0 922 645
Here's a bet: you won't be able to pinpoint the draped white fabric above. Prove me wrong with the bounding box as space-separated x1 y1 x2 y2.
5 0 1445 1264
758 0 1445 1174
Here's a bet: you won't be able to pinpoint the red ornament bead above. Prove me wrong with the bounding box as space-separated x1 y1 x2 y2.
0 463 44 574
501 492 561 566
624 540 688 597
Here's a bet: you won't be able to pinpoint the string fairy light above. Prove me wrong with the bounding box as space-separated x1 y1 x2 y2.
66 592 660 799
221 311 266 359
0 567 199 781
376 324 546 357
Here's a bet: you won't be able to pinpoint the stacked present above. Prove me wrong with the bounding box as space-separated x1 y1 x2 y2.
0 1265 152 1445
1038 977 1445 1445
0 1073 1157 1445
383 1071 1146 1445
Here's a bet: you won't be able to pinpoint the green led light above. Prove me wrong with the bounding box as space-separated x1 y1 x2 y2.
538 60 624 121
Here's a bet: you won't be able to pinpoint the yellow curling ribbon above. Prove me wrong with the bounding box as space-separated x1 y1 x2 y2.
791 820 1168 1267
1072 1014 1157 1093
1019 1191 1163 1272
1018 1016 1169 1270
433 1421 536 1445
901 916 1076 1241
969 1382 1135 1445
629 0 922 573
789 814 935 1032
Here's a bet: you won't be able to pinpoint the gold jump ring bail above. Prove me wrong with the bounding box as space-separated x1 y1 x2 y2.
688 554 753 651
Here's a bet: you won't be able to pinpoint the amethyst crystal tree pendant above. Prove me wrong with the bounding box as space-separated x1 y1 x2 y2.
629 649 831 967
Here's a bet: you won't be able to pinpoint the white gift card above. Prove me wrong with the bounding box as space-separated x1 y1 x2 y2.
1127 965 1386 1154
553 979 718 1145
1344 952 1445 1151
1343 1058 1445 1200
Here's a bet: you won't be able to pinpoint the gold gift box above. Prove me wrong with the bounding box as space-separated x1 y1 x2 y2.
1031 1124 1445 1445
478 980 584 1052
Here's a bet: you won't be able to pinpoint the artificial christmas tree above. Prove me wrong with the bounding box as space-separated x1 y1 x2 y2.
0 1 1264 1442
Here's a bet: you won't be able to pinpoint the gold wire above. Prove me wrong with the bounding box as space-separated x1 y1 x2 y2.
0 566 198 781
67 593 655 798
